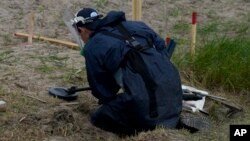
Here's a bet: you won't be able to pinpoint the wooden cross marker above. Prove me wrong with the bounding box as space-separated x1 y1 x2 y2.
28 11 34 44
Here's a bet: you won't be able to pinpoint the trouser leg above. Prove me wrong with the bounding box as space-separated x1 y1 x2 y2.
90 105 136 136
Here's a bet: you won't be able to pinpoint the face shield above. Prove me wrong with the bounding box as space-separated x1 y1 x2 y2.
63 10 85 49
63 9 103 49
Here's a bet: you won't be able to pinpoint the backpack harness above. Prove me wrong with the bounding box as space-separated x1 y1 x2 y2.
101 23 159 118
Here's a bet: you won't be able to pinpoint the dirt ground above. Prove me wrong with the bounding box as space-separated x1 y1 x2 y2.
0 0 250 141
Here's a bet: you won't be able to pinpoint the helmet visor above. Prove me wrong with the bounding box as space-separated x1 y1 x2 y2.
63 9 84 49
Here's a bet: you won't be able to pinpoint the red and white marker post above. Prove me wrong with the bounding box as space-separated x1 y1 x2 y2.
191 12 197 56
165 36 171 45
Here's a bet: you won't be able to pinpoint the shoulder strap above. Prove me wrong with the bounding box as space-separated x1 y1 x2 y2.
116 24 154 47
102 23 154 51
116 23 132 40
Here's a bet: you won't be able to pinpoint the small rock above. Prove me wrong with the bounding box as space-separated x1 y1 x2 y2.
0 100 6 112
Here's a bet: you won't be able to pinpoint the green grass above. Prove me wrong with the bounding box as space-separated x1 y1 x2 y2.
35 64 55 73
61 67 88 85
235 23 249 34
0 87 40 115
169 7 182 17
175 35 250 92
198 21 219 35
1 34 12 46
37 4 46 13
30 54 69 73
93 0 107 8
173 22 190 32
0 50 13 62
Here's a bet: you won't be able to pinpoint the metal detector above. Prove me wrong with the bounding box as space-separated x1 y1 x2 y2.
48 86 91 101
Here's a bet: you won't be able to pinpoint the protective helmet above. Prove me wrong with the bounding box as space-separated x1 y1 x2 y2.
71 8 103 30
63 8 102 48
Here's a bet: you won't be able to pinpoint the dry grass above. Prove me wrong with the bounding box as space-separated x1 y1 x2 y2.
0 40 249 141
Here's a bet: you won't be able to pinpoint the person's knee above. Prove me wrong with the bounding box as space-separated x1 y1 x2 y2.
90 110 100 127
90 106 111 128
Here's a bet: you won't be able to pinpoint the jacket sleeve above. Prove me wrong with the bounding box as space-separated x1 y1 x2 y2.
136 22 173 58
140 22 166 51
84 37 121 104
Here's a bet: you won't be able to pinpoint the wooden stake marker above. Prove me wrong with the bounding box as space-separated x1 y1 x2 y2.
28 11 34 44
132 0 142 21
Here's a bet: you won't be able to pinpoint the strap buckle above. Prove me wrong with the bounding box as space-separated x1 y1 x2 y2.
126 37 140 48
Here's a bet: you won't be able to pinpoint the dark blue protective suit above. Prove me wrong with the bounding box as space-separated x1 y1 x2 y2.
83 11 182 135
